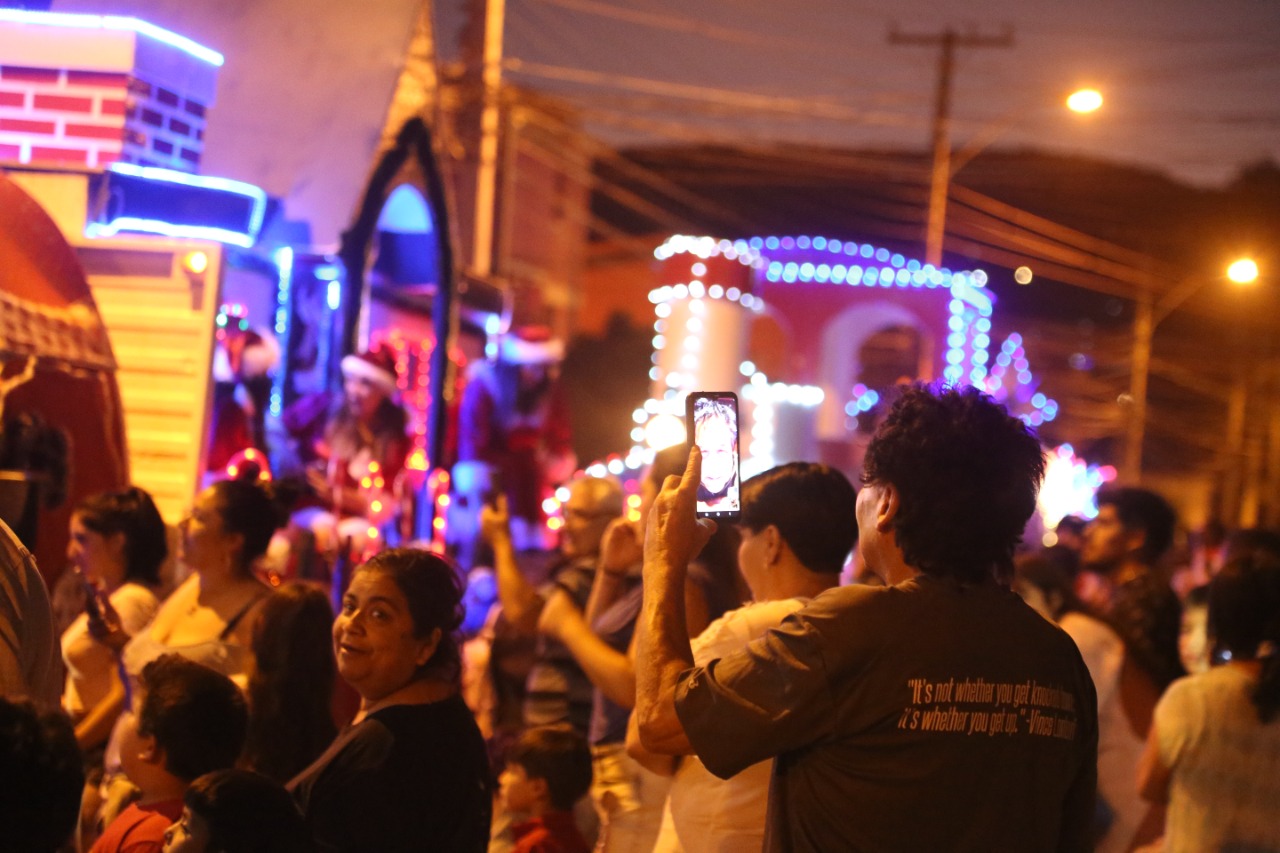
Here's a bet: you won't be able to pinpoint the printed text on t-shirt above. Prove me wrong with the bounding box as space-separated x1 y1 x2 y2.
897 677 1077 739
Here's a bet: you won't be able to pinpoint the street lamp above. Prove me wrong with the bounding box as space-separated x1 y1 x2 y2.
1123 257 1260 482
925 87 1104 267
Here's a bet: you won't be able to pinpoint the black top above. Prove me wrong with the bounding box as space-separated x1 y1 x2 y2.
288 695 492 853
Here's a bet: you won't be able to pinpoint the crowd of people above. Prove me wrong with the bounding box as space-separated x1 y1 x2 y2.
2 381 1278 852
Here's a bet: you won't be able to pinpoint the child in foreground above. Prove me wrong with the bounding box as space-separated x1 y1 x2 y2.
500 726 593 853
91 655 247 853
162 768 311 852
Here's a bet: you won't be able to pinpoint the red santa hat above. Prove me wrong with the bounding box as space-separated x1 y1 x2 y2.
499 325 564 365
340 348 399 395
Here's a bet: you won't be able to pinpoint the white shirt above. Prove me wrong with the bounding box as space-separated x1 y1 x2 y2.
1059 611 1148 853
655 597 809 853
1156 664 1280 853
61 582 158 717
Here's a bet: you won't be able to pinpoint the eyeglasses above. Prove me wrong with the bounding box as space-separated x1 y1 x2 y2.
563 507 616 521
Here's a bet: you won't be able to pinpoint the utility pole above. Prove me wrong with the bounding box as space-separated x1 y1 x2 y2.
472 0 505 278
889 26 1014 267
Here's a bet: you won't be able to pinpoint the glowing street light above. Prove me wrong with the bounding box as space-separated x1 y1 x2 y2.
1228 257 1259 284
1125 258 1264 481
925 88 1105 267
1066 88 1103 114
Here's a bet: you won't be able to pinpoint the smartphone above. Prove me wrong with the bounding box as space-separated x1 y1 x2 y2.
80 572 103 623
686 391 742 520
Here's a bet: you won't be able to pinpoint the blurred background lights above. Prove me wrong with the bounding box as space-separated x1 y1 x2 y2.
644 413 686 450
1014 266 1034 285
182 250 209 275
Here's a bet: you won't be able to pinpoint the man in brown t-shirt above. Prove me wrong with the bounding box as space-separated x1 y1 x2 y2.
636 385 1098 852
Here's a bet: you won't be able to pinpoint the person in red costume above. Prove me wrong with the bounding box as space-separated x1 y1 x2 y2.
453 327 574 557
290 348 409 560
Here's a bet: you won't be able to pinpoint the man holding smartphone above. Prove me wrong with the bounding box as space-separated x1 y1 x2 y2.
635 385 1098 852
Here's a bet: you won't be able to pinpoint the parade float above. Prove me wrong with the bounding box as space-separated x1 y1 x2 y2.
549 233 1110 533
0 9 503 564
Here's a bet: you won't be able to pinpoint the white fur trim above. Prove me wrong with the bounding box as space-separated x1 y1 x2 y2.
341 354 398 395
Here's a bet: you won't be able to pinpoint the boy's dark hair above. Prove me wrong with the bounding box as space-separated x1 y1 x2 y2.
862 384 1045 585
1095 487 1177 565
138 655 248 782
185 769 313 853
0 698 83 853
740 462 857 574
508 725 592 811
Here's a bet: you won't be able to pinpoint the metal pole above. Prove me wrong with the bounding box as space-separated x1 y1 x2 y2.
1125 294 1153 483
888 26 1013 268
924 31 955 268
472 0 504 277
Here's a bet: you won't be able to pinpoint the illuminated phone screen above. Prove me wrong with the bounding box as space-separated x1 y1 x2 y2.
687 392 741 519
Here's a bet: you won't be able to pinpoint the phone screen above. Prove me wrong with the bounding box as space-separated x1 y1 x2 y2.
687 391 741 520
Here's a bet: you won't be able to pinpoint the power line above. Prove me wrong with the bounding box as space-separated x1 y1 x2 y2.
504 58 919 127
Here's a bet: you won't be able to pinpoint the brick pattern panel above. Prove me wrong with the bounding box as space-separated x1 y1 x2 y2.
122 78 208 172
0 65 209 172
0 65 126 168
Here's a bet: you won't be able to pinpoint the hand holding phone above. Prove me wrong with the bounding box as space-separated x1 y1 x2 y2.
81 575 128 651
686 391 741 520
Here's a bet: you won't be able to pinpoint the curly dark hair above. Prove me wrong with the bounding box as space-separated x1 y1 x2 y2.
75 486 168 586
356 548 466 683
862 384 1045 585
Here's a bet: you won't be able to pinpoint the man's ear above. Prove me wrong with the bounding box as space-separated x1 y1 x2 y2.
137 733 164 766
528 776 550 804
876 483 900 532
763 524 784 566
1125 527 1147 557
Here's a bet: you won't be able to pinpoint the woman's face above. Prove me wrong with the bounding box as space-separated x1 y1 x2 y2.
179 488 237 574
162 806 211 853
343 375 387 423
333 568 439 702
67 512 126 587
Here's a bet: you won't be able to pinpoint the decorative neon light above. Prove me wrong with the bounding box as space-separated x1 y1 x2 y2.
0 9 224 66
85 218 254 248
653 234 765 268
1038 444 1116 527
106 163 267 237
980 333 1058 426
268 247 293 418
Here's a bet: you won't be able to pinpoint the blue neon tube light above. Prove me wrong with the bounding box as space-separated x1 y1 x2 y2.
0 9 224 66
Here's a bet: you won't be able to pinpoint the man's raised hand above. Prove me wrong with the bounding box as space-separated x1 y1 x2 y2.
644 445 717 575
